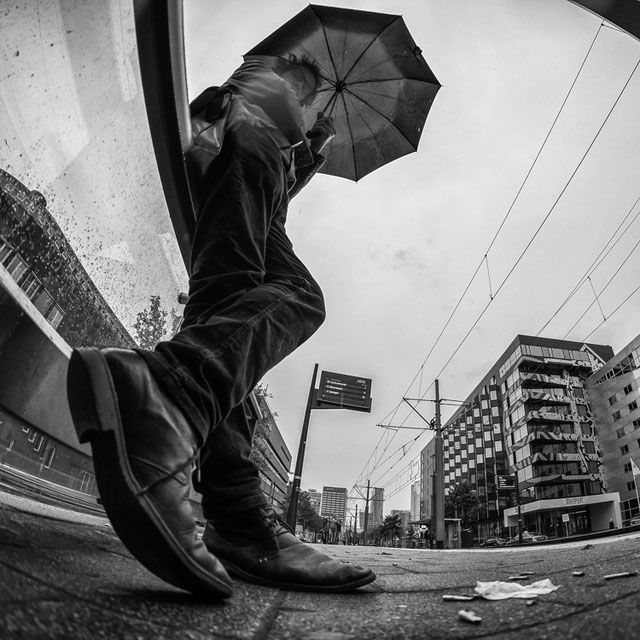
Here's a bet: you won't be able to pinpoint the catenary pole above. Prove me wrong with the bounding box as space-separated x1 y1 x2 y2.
286 363 319 529
363 480 371 542
434 379 445 549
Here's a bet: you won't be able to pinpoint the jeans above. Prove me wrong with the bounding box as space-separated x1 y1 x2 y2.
140 117 325 519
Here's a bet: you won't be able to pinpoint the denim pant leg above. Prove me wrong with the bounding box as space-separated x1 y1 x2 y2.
139 121 326 447
194 210 324 519
195 403 267 520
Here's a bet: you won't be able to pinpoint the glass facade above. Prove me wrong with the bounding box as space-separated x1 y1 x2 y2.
437 336 612 541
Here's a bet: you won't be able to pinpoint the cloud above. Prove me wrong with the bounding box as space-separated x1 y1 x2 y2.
368 244 430 272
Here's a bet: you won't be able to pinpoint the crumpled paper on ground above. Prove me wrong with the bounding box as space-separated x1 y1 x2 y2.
475 579 560 600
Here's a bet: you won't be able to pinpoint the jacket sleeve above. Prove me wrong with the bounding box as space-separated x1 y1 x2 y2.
288 149 326 201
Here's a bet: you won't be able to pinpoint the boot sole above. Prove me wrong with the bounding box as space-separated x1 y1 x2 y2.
67 348 232 599
221 558 376 593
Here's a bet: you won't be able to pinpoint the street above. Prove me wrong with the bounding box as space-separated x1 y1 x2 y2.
2 490 640 639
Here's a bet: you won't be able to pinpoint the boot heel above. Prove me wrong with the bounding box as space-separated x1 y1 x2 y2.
67 348 119 443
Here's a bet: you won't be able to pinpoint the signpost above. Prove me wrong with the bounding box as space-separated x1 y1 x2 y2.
286 364 373 529
497 473 522 541
316 371 372 412
496 475 516 490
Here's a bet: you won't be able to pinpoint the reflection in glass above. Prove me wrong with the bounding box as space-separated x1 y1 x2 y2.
1 1 188 346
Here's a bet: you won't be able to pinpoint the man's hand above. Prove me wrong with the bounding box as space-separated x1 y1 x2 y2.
306 112 335 155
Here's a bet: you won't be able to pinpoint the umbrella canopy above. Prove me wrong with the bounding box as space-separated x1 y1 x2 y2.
245 4 441 182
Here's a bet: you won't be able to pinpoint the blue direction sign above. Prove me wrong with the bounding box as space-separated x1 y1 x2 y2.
316 370 372 412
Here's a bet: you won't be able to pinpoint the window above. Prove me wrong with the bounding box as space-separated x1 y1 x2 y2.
629 401 638 412
617 427 626 439
43 445 56 469
609 395 617 406
613 411 621 421
624 462 632 473
621 444 629 455
624 384 634 395
634 419 640 428
46 305 64 329
627 480 636 491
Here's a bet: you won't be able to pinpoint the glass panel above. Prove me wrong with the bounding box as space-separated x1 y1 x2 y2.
1 2 188 347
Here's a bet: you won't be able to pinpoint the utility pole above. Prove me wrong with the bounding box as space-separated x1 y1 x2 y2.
434 379 445 549
515 468 523 543
286 363 318 529
363 480 371 543
354 503 358 545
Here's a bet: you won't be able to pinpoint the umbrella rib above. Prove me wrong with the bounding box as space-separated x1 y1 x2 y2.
341 16 402 84
347 77 439 87
339 90 359 180
316 9 341 86
343 86 418 150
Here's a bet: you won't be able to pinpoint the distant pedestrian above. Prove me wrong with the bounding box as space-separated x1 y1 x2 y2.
609 518 615 530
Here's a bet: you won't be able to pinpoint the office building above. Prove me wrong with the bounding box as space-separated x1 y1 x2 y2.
586 333 640 523
0 169 135 348
250 391 292 516
370 487 385 529
307 488 322 514
420 440 435 523
430 335 616 541
320 486 347 523
410 480 422 522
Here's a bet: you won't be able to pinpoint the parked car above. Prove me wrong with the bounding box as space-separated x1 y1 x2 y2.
521 530 548 543
480 537 506 547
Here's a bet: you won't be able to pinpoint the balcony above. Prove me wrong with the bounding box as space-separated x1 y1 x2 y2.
522 390 572 405
526 409 573 423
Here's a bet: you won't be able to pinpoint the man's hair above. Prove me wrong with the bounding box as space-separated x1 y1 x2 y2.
275 53 322 105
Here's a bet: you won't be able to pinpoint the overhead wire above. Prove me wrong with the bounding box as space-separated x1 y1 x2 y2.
536 194 640 335
352 21 639 501
432 52 640 384
371 21 605 415
562 234 640 338
581 285 640 341
354 22 607 490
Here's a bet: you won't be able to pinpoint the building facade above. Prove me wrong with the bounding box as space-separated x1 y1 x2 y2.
369 487 385 529
433 335 616 541
320 486 348 523
0 169 136 348
307 488 322 514
419 439 435 523
249 392 292 516
586 333 640 524
410 480 422 523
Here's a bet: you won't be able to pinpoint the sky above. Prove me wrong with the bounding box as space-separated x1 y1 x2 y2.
182 0 640 515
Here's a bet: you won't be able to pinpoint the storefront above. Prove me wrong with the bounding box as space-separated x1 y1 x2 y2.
503 493 621 538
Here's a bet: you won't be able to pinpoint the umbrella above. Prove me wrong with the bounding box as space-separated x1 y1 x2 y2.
245 4 441 182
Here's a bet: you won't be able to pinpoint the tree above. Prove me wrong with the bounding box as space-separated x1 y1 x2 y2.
379 514 403 544
133 295 168 349
281 486 323 534
445 481 480 529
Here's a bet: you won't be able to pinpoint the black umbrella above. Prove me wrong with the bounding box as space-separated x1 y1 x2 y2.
245 4 441 182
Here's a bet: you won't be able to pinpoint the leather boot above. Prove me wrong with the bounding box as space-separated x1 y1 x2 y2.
66 347 232 598
203 506 375 592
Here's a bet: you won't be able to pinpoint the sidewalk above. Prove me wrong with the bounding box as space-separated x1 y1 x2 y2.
2 490 640 639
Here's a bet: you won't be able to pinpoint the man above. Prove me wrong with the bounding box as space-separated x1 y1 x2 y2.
67 54 375 598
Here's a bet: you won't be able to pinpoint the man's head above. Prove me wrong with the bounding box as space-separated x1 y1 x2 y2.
274 54 321 107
